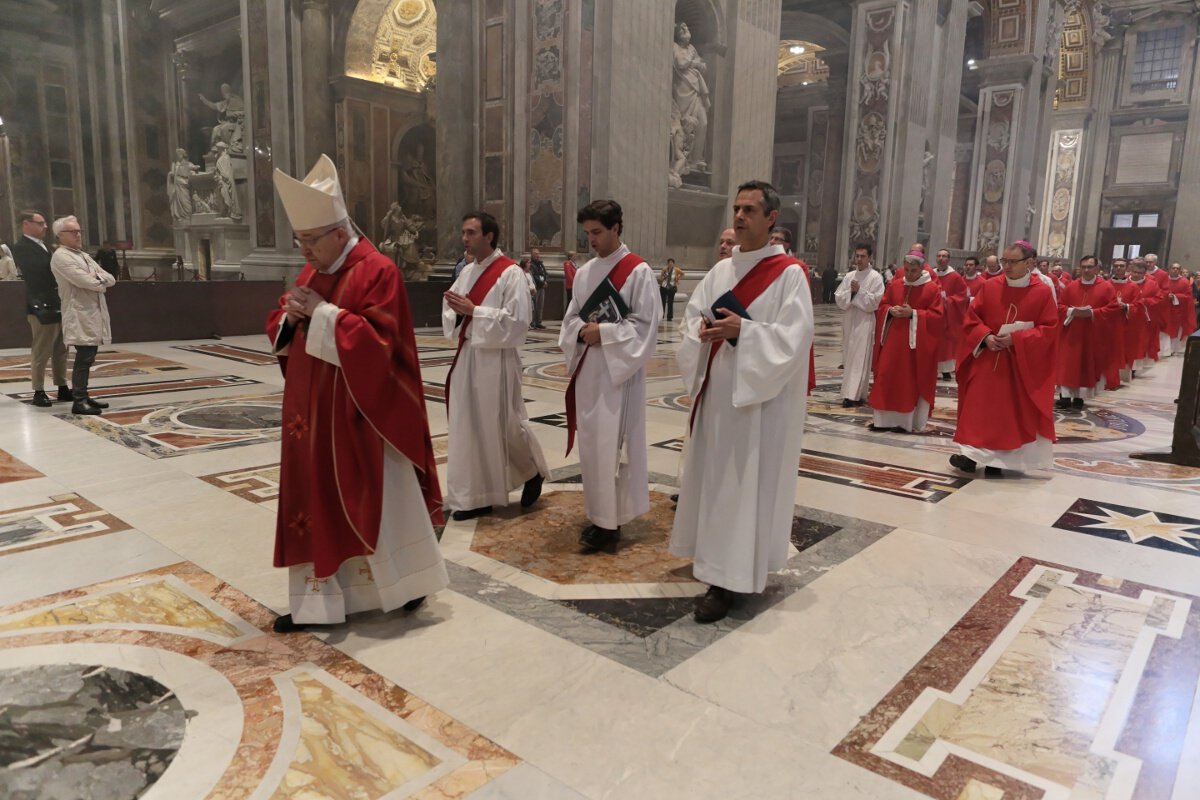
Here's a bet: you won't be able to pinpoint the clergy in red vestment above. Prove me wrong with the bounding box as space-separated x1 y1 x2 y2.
933 248 967 379
1055 255 1120 410
1145 255 1175 356
868 252 945 433
961 257 987 300
1108 259 1145 384
1130 260 1163 367
982 254 1005 281
951 240 1059 476
1166 262 1197 351
265 155 447 633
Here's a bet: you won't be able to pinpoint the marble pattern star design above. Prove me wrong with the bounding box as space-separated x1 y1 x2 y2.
1074 508 1200 550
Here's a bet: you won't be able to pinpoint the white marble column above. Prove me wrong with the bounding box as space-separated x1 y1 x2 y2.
1077 41 1122 257
299 0 335 168
725 0 783 198
927 0 969 247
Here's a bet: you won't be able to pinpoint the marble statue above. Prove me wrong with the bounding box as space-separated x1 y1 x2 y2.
167 148 198 223
668 22 710 188
399 144 436 219
213 142 241 221
379 202 430 281
199 83 245 155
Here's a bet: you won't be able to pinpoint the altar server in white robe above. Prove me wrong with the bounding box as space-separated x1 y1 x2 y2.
834 242 884 406
559 200 661 553
442 211 548 521
670 180 814 623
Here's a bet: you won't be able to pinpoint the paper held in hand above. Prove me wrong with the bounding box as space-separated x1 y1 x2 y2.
998 321 1034 335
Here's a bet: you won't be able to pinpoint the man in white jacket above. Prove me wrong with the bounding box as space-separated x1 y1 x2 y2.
49 216 115 416
834 244 884 407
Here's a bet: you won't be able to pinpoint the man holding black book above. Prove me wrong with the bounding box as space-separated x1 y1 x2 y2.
559 200 661 553
670 180 814 623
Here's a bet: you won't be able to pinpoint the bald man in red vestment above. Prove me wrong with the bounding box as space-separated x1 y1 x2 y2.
868 253 945 433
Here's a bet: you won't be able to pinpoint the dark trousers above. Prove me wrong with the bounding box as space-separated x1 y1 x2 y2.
660 287 677 320
71 345 98 400
533 287 545 326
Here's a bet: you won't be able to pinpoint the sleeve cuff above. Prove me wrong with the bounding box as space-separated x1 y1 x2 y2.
305 302 342 366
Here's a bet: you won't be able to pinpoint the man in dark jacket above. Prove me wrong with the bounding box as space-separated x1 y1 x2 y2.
529 247 548 329
12 210 69 407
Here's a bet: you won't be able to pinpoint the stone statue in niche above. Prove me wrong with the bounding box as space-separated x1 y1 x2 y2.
199 83 245 155
379 202 431 282
399 144 436 220
167 148 199 223
668 22 711 188
213 142 242 221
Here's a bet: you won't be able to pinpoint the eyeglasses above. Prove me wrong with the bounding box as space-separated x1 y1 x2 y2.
293 227 338 249
60 228 82 234
1000 257 1030 266
27 220 47 227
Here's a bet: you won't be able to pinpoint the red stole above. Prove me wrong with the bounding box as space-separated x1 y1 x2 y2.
688 254 797 433
445 255 517 410
564 252 643 456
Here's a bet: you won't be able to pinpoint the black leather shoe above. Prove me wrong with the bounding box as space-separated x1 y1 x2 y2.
86 397 109 409
521 474 544 508
579 524 620 554
31 391 52 407
451 506 492 521
1054 397 1072 410
56 386 72 402
1072 397 1084 410
694 585 735 624
949 454 977 473
942 372 952 381
71 400 102 416
273 614 311 633
984 466 1003 478
402 596 426 612
841 398 855 408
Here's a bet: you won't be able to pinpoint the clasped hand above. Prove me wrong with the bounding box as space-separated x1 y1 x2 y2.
285 285 325 324
985 332 1013 352
888 304 914 318
444 291 476 316
699 308 742 343
580 322 603 346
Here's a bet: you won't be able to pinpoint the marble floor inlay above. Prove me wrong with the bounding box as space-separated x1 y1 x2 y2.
1053 498 1200 556
0 561 521 798
56 392 283 458
0 350 189 383
834 557 1200 799
0 449 42 485
8 374 262 404
172 343 278 366
0 494 132 556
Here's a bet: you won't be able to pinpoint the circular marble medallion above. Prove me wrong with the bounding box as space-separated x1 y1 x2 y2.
0 664 186 799
174 403 283 431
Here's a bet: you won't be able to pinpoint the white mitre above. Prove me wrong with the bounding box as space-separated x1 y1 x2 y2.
273 154 348 231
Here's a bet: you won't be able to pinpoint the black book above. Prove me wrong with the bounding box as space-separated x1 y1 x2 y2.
707 290 752 345
579 278 631 324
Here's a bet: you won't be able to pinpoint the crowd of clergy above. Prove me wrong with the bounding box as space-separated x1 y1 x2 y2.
260 155 1195 633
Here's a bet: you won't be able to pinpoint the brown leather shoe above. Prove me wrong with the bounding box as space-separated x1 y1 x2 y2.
694 585 735 624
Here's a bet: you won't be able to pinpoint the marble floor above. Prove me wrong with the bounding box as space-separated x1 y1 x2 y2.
1 305 1198 799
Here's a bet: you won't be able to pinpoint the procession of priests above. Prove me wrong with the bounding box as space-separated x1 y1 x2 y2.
264 157 1192 631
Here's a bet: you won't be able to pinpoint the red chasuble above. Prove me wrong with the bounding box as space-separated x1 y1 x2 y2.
1149 268 1172 338
1134 278 1163 362
867 278 945 414
1110 280 1144 377
1055 279 1120 390
954 278 1058 451
1166 276 1198 338
935 269 968 365
962 274 987 300
266 238 443 579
